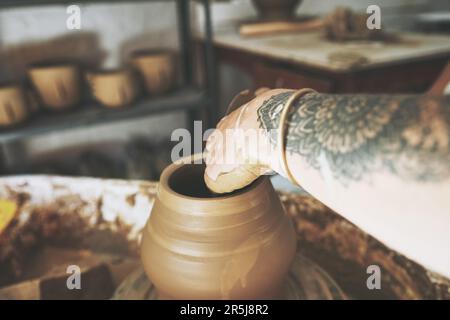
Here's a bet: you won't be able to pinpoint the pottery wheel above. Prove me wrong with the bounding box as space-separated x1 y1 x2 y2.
112 253 346 300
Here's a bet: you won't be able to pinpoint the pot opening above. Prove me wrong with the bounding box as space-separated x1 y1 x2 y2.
168 164 257 199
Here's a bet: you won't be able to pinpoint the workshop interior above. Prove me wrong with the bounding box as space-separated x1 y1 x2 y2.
0 0 449 302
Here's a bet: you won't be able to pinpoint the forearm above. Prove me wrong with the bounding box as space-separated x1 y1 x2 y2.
257 91 450 277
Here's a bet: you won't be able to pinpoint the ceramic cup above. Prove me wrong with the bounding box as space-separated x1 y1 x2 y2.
131 50 176 95
28 63 80 111
87 69 138 108
141 161 297 299
0 85 30 128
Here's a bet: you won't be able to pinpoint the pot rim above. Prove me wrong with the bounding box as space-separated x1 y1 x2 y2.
157 156 270 214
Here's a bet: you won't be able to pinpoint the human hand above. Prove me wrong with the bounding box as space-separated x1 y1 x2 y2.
204 88 292 193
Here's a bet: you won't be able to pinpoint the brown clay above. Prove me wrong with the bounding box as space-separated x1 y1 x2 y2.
141 161 297 299
0 85 29 127
87 69 138 108
131 50 176 95
28 64 80 110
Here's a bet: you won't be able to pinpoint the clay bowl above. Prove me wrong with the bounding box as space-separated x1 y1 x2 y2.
141 161 297 299
86 69 139 109
130 50 176 96
252 0 302 21
28 63 80 111
0 85 30 128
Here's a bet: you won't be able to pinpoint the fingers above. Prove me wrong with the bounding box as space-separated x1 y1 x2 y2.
204 92 283 192
204 165 260 194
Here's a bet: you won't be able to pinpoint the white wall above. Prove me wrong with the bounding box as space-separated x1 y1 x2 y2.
0 2 178 77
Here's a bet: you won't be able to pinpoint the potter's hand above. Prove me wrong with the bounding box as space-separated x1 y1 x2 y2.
205 89 291 193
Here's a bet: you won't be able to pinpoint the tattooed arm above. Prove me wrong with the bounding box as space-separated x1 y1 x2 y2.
205 89 450 278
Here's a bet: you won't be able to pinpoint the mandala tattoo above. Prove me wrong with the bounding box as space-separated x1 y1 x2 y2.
257 91 450 184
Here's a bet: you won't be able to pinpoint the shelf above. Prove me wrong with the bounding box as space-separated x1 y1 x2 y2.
0 0 168 8
0 87 207 144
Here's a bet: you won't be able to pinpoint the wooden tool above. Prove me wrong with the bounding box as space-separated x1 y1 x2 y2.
0 250 115 300
239 17 324 37
0 247 139 300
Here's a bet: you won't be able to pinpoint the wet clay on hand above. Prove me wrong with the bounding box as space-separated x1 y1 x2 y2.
204 164 262 194
204 88 275 194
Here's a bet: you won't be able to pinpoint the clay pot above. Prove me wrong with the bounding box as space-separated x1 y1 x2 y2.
28 63 80 111
131 50 176 95
252 0 302 21
87 69 138 108
0 85 29 128
141 161 297 299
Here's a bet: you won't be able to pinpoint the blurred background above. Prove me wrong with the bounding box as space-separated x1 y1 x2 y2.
0 0 449 181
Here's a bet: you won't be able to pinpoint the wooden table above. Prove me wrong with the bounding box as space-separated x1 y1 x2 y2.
213 30 450 93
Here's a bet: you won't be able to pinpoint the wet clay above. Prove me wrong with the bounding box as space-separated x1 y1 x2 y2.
141 162 297 299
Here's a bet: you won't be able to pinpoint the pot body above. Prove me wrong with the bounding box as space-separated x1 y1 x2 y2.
28 64 80 110
131 50 176 95
87 69 138 108
141 163 297 299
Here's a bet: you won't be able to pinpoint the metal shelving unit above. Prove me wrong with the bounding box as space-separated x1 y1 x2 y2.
0 0 217 173
0 87 205 143
0 0 216 163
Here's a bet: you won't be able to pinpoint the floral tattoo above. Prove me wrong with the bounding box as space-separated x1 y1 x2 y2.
257 91 450 184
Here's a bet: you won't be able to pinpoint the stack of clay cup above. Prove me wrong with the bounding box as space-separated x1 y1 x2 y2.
0 61 80 129
0 48 177 129
86 49 176 109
